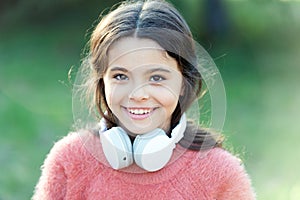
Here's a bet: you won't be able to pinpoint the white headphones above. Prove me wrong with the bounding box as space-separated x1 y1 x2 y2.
99 113 187 172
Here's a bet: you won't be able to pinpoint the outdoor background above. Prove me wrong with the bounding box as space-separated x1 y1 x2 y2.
0 0 300 199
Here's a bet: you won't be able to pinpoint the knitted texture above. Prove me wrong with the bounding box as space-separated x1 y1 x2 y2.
32 131 256 200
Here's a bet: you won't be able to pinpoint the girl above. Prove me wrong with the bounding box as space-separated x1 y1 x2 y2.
32 0 256 199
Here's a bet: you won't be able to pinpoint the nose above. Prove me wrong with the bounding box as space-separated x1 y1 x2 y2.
129 84 149 101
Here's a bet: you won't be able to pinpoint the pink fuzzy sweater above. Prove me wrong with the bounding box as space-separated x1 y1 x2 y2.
32 131 256 200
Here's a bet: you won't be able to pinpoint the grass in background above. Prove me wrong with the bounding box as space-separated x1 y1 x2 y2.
1 1 300 199
0 22 82 199
213 39 300 199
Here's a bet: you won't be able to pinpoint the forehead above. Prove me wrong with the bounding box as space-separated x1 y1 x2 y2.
108 37 178 69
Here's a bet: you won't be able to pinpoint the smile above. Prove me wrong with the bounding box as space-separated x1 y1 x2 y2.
123 107 156 120
127 108 152 115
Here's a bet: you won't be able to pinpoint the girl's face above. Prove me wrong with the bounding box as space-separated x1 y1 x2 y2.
103 37 183 135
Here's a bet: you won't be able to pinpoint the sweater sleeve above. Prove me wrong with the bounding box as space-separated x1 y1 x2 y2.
213 149 256 200
32 137 69 200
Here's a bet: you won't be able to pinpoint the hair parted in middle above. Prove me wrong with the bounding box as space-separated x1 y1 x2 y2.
80 0 222 150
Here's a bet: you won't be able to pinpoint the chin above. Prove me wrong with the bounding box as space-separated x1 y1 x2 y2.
120 122 159 136
127 126 154 135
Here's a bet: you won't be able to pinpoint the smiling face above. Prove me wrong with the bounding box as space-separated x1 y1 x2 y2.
103 37 183 136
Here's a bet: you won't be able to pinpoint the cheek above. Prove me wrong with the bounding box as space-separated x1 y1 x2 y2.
104 84 128 108
152 87 180 109
103 81 117 109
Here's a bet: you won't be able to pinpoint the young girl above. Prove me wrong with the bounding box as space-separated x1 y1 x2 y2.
33 0 256 199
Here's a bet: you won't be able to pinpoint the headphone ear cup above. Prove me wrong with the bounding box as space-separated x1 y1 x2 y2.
133 129 174 172
100 127 133 170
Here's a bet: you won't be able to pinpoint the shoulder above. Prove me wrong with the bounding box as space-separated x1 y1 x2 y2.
44 130 99 167
203 148 243 170
191 148 256 199
33 131 105 199
193 148 249 182
184 147 245 178
47 132 83 157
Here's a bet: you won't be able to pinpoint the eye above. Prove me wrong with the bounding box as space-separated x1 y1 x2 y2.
150 75 165 82
113 74 128 81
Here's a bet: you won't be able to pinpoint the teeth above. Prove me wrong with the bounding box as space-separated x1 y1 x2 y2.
128 109 151 115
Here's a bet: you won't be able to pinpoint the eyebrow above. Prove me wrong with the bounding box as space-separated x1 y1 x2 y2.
108 66 171 74
147 67 171 74
109 67 128 72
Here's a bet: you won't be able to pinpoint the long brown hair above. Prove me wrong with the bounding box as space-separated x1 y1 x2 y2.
80 0 223 150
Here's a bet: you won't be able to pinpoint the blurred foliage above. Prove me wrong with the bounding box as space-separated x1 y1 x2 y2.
1 0 300 199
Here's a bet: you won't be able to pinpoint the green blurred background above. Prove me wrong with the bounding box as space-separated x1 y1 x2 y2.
0 0 300 199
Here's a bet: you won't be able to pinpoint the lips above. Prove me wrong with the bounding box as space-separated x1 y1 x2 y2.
124 107 155 120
